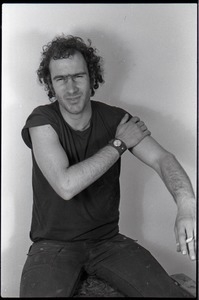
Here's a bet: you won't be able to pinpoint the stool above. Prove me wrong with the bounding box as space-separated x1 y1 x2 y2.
171 273 196 297
73 273 124 297
73 273 196 297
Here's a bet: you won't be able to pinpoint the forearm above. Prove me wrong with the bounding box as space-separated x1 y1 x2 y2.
160 154 197 261
60 145 119 200
158 153 195 207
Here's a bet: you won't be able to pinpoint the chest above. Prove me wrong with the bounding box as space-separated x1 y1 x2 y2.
58 115 116 164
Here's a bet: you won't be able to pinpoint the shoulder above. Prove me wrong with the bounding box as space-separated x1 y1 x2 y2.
22 101 60 148
92 100 126 114
25 101 60 128
92 100 128 124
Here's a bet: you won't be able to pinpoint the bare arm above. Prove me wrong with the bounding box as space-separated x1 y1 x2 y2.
30 124 120 200
130 136 195 205
29 114 149 201
130 136 196 260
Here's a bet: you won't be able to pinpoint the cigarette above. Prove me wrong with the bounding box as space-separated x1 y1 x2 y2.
186 237 193 243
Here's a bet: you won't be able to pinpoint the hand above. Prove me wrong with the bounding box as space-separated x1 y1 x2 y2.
115 113 151 148
174 199 196 261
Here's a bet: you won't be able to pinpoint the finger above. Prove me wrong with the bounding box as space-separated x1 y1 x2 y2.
174 226 181 252
176 243 181 252
136 121 147 130
178 231 187 255
131 116 140 123
178 226 194 257
136 120 150 133
142 130 151 137
187 239 196 261
140 124 147 131
119 113 129 125
185 231 196 261
136 121 144 127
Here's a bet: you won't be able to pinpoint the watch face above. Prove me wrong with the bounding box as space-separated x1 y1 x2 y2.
113 139 122 147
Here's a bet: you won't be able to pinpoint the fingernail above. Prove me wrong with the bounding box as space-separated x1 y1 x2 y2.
191 255 195 260
182 250 186 255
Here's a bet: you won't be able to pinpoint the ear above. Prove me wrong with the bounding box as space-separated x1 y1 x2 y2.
90 87 94 97
90 80 94 97
48 77 55 97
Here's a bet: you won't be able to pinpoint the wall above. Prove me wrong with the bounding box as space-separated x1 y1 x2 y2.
2 4 197 297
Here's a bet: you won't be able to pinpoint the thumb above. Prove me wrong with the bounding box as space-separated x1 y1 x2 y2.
119 113 129 125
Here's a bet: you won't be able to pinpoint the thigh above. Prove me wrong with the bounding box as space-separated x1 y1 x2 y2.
89 234 193 298
20 241 85 298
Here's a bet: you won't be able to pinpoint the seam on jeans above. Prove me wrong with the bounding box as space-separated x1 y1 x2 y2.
51 246 65 266
70 268 84 297
96 263 144 297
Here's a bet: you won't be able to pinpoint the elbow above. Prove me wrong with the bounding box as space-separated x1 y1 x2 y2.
162 151 177 163
154 151 176 177
59 185 76 201
60 189 74 201
52 169 81 201
55 178 76 201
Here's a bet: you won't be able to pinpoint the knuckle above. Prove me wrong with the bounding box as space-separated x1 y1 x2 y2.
133 116 139 122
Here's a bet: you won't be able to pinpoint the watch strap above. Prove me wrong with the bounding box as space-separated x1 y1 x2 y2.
108 139 127 156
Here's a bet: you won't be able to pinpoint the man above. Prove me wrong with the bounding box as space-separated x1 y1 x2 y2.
20 35 196 297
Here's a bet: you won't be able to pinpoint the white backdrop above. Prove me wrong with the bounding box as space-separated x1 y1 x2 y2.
2 4 197 297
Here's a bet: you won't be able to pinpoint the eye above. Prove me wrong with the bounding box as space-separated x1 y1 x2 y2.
75 75 84 79
56 77 64 82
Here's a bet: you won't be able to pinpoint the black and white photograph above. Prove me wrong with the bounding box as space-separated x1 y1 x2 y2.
2 3 197 297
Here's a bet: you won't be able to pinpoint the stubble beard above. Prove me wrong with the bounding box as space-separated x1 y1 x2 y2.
59 94 91 116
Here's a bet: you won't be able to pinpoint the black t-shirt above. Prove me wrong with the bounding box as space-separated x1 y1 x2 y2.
22 100 128 242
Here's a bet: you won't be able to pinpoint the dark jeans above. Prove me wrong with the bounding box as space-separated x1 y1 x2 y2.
20 233 193 298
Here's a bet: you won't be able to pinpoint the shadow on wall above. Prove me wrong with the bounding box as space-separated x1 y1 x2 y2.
2 30 51 297
2 106 33 297
2 28 196 297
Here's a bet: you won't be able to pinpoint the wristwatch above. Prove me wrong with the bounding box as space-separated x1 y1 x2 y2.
108 139 127 156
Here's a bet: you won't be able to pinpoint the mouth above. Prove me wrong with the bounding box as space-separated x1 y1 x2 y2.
65 95 81 103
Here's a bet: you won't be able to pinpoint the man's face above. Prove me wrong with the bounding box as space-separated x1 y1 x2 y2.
49 51 91 115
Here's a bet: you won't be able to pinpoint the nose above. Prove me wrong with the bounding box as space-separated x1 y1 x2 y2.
66 77 78 94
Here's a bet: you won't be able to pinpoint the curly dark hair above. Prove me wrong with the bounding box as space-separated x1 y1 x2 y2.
37 34 104 100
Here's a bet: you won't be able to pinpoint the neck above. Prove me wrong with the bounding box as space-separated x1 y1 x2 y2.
59 102 92 131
